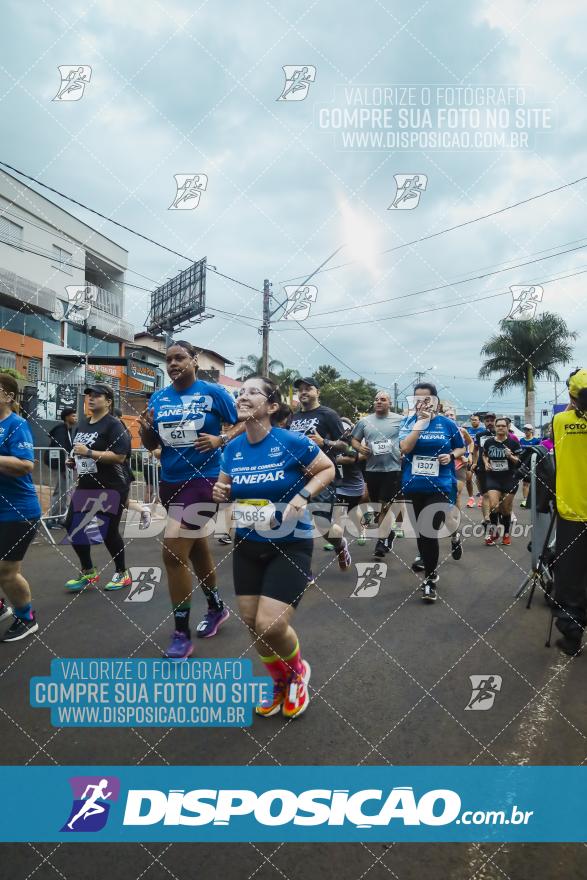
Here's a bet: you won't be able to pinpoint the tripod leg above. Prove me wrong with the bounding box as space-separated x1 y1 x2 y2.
545 613 555 648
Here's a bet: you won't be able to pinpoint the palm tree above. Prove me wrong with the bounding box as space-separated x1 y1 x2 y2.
479 312 577 423
236 354 285 382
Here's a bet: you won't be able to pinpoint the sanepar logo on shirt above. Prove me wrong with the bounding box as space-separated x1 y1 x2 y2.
232 471 285 484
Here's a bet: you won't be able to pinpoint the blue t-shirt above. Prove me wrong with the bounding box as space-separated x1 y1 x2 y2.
150 380 238 482
220 427 320 542
0 412 41 522
520 437 541 447
399 414 462 500
463 425 484 440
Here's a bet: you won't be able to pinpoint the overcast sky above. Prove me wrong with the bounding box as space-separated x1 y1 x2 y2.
1 0 586 419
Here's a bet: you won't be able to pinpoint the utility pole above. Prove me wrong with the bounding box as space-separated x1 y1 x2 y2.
393 381 399 412
261 278 270 375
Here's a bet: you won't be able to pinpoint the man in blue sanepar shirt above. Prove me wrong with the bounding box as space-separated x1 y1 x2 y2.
399 382 465 603
519 423 541 507
140 340 242 659
0 373 41 643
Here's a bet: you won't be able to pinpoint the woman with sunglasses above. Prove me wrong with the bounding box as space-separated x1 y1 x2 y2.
213 376 334 719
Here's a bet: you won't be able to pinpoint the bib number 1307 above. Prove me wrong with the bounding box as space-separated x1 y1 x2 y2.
412 455 440 477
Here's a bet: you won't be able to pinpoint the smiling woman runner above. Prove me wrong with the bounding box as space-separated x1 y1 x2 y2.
139 340 241 660
63 383 132 593
0 373 41 642
213 376 335 719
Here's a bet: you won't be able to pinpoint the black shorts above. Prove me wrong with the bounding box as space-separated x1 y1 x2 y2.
232 538 313 608
365 471 402 504
476 470 488 494
336 493 363 512
0 519 39 561
485 475 519 495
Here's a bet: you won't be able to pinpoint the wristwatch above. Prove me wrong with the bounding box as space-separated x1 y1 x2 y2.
219 433 228 447
298 487 312 501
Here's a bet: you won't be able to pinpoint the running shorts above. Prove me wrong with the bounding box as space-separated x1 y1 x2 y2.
0 518 39 561
485 474 519 495
336 492 363 512
232 538 313 607
365 471 402 504
159 477 216 531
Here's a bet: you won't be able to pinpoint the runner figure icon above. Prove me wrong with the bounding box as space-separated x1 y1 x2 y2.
67 779 112 830
277 66 316 101
169 174 208 210
125 566 161 602
388 174 428 210
67 491 113 543
506 285 543 321
53 66 92 102
465 674 503 711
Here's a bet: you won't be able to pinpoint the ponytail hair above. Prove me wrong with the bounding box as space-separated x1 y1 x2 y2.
246 375 283 423
0 372 20 412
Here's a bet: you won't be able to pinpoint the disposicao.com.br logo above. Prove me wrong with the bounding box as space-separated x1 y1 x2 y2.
122 787 533 829
61 776 120 832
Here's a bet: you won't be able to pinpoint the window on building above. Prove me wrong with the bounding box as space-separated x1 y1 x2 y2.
52 244 73 274
0 305 61 345
0 350 17 370
26 358 41 383
0 217 23 250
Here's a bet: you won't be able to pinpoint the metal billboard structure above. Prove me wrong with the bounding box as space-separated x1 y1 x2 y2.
146 258 208 335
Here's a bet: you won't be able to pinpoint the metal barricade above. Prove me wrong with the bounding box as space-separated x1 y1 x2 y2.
32 446 76 544
129 449 160 506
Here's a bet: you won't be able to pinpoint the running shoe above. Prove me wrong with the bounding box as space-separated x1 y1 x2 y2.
306 574 316 588
485 531 497 546
451 533 463 560
357 532 367 546
374 539 387 559
163 630 193 659
411 556 425 572
393 528 404 539
520 500 527 509
256 679 286 717
477 498 483 508
0 598 13 624
139 507 152 530
466 497 476 508
217 533 232 545
337 537 351 571
1 613 38 642
323 542 335 551
65 569 99 591
502 535 511 546
555 635 583 657
196 606 230 639
282 660 311 719
421 575 438 603
104 570 132 591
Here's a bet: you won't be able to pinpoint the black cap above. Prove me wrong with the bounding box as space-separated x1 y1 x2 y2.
294 376 321 390
84 383 114 401
60 407 77 420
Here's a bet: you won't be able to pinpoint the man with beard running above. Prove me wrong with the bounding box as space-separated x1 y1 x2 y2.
472 412 497 530
288 378 351 570
351 390 403 559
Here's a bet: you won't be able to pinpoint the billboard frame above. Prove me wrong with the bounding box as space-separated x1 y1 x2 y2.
146 258 207 334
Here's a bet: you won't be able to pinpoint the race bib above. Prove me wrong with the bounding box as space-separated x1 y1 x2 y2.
479 435 490 448
372 439 393 455
75 455 97 475
231 499 275 528
412 455 440 477
491 459 509 472
159 421 199 447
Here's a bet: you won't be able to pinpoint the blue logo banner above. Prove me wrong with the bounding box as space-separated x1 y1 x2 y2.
0 766 585 842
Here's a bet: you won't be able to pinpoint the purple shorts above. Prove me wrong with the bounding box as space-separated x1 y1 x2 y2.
159 478 216 531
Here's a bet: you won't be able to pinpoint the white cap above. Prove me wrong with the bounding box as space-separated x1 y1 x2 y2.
523 423 533 430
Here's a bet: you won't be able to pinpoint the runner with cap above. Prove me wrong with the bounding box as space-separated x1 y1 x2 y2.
482 417 521 546
213 376 335 718
462 413 483 507
63 382 132 592
472 412 497 531
551 368 587 655
288 377 351 571
351 390 403 559
0 373 41 642
519 423 541 507
139 340 242 659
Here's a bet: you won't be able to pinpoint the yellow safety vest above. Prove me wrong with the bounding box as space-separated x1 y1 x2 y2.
553 409 587 521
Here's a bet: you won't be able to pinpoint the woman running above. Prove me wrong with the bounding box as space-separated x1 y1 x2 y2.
399 383 465 602
0 373 41 642
64 383 132 592
113 408 152 530
139 340 241 659
213 376 335 719
482 417 521 546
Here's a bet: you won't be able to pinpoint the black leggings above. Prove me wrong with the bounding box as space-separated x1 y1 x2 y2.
553 515 587 628
65 490 128 572
406 492 454 577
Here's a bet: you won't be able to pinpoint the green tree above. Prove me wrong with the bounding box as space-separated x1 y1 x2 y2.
236 354 284 382
479 312 577 423
313 365 377 420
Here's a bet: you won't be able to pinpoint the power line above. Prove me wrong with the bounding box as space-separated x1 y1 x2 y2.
279 174 587 284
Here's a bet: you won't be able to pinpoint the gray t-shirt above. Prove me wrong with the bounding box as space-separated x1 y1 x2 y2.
352 412 402 472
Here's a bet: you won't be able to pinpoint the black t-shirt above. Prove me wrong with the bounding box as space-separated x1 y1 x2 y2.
474 428 495 472
72 414 131 491
288 405 344 462
483 436 521 475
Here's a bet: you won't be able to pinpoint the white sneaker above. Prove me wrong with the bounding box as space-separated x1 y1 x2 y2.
139 507 152 530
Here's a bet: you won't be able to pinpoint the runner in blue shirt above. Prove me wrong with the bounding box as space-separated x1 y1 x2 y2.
399 383 465 602
213 376 334 719
462 412 484 507
0 373 41 642
139 340 241 659
519 423 541 507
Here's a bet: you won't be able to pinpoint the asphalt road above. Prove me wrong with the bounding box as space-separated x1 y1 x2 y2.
1 504 586 879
